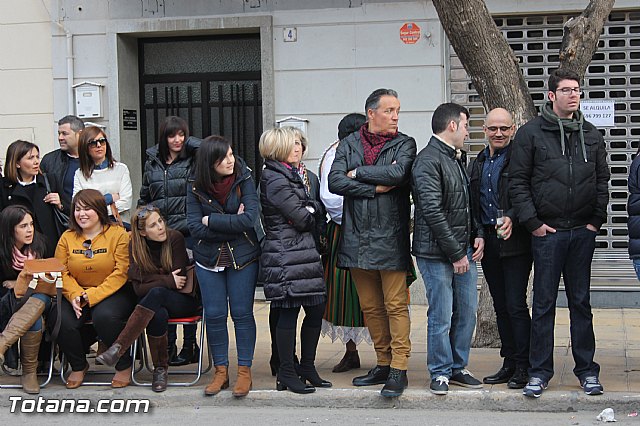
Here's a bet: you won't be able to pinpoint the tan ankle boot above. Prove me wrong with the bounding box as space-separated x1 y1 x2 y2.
232 366 252 398
20 330 42 394
204 365 229 396
0 298 46 365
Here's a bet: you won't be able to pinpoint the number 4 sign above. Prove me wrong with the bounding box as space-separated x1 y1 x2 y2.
284 27 297 42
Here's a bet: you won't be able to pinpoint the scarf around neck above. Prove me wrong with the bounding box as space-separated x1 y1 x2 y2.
360 123 397 166
12 246 35 271
541 101 587 162
211 174 236 206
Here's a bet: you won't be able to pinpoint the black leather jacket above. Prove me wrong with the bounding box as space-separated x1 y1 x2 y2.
40 149 74 215
328 130 416 271
139 137 201 235
468 144 531 258
411 136 483 263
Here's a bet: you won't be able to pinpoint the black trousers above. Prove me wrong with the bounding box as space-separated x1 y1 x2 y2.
138 287 200 337
481 229 533 369
50 284 137 372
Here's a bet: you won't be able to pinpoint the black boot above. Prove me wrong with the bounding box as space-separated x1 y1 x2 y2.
275 327 315 394
380 368 408 397
169 342 199 366
507 367 529 389
298 326 331 388
352 365 390 386
269 307 279 376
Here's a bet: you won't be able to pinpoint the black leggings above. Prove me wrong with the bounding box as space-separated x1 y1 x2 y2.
138 287 200 337
51 285 137 372
276 303 325 331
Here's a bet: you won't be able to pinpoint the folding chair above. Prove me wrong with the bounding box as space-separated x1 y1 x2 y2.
0 342 55 390
131 314 211 387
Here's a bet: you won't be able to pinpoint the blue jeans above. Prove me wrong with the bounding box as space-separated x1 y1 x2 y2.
28 293 52 332
196 262 258 367
417 249 478 379
634 259 640 281
529 227 600 382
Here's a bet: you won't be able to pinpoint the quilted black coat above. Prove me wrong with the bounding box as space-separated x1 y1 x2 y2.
257 159 325 301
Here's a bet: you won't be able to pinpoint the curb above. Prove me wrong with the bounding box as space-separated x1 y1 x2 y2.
2 387 639 413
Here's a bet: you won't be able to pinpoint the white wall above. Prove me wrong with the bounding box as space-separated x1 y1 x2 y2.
0 0 55 163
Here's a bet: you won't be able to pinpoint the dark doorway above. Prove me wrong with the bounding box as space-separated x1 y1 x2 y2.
139 34 263 180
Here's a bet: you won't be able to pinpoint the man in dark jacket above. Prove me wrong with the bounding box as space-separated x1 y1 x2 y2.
469 108 532 390
510 69 610 398
411 102 484 395
329 88 416 398
40 115 84 215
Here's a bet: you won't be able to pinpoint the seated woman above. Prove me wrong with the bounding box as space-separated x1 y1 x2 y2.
0 206 51 394
96 205 200 392
73 126 132 224
51 189 135 389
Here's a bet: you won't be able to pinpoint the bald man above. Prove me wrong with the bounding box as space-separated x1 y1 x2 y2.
468 108 532 389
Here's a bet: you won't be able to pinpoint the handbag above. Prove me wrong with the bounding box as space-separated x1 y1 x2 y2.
178 265 199 298
43 174 69 234
109 203 131 232
15 258 65 342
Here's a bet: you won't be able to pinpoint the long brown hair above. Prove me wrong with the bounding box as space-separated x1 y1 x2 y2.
68 189 111 235
78 126 115 179
130 205 172 274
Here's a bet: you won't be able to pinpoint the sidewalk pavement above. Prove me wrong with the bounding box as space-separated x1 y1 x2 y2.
2 302 640 414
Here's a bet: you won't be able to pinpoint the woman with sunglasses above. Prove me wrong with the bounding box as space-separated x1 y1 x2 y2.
96 205 200 392
139 116 201 367
186 136 260 398
0 206 50 394
2 140 65 256
73 126 132 224
51 189 135 389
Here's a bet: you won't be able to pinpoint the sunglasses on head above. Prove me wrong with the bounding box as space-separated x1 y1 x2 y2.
136 204 156 218
82 239 93 259
87 137 107 148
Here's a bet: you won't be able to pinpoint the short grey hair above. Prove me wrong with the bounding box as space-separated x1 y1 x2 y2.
364 88 399 113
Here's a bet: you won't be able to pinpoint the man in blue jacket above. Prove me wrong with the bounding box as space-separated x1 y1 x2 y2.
510 69 610 398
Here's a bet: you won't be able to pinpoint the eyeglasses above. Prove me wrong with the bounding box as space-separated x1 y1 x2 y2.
136 204 156 218
556 87 583 96
82 239 94 259
486 126 513 133
87 137 107 148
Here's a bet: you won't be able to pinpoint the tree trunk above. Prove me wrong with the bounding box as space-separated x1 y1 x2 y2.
472 277 500 348
431 0 537 126
558 0 616 81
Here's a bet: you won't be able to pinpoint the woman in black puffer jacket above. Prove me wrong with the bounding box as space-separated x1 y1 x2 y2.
628 148 640 280
258 127 328 394
138 116 201 367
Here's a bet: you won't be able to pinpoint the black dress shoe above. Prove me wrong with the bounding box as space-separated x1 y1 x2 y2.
352 365 390 386
507 367 529 389
332 350 360 373
380 368 408 398
483 366 515 385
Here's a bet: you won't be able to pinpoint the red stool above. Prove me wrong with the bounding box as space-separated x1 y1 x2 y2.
131 315 211 387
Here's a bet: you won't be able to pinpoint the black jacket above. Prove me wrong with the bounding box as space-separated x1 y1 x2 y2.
628 155 640 259
1 174 63 256
139 137 201 235
468 144 531 258
411 136 483 263
328 131 416 271
186 157 260 270
40 149 74 215
509 116 610 232
258 159 325 301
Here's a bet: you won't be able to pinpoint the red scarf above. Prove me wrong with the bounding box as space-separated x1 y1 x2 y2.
360 124 397 166
211 174 236 206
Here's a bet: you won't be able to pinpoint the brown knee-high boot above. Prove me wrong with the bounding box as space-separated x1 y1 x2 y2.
96 305 155 367
147 333 169 392
20 330 43 394
0 298 46 365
